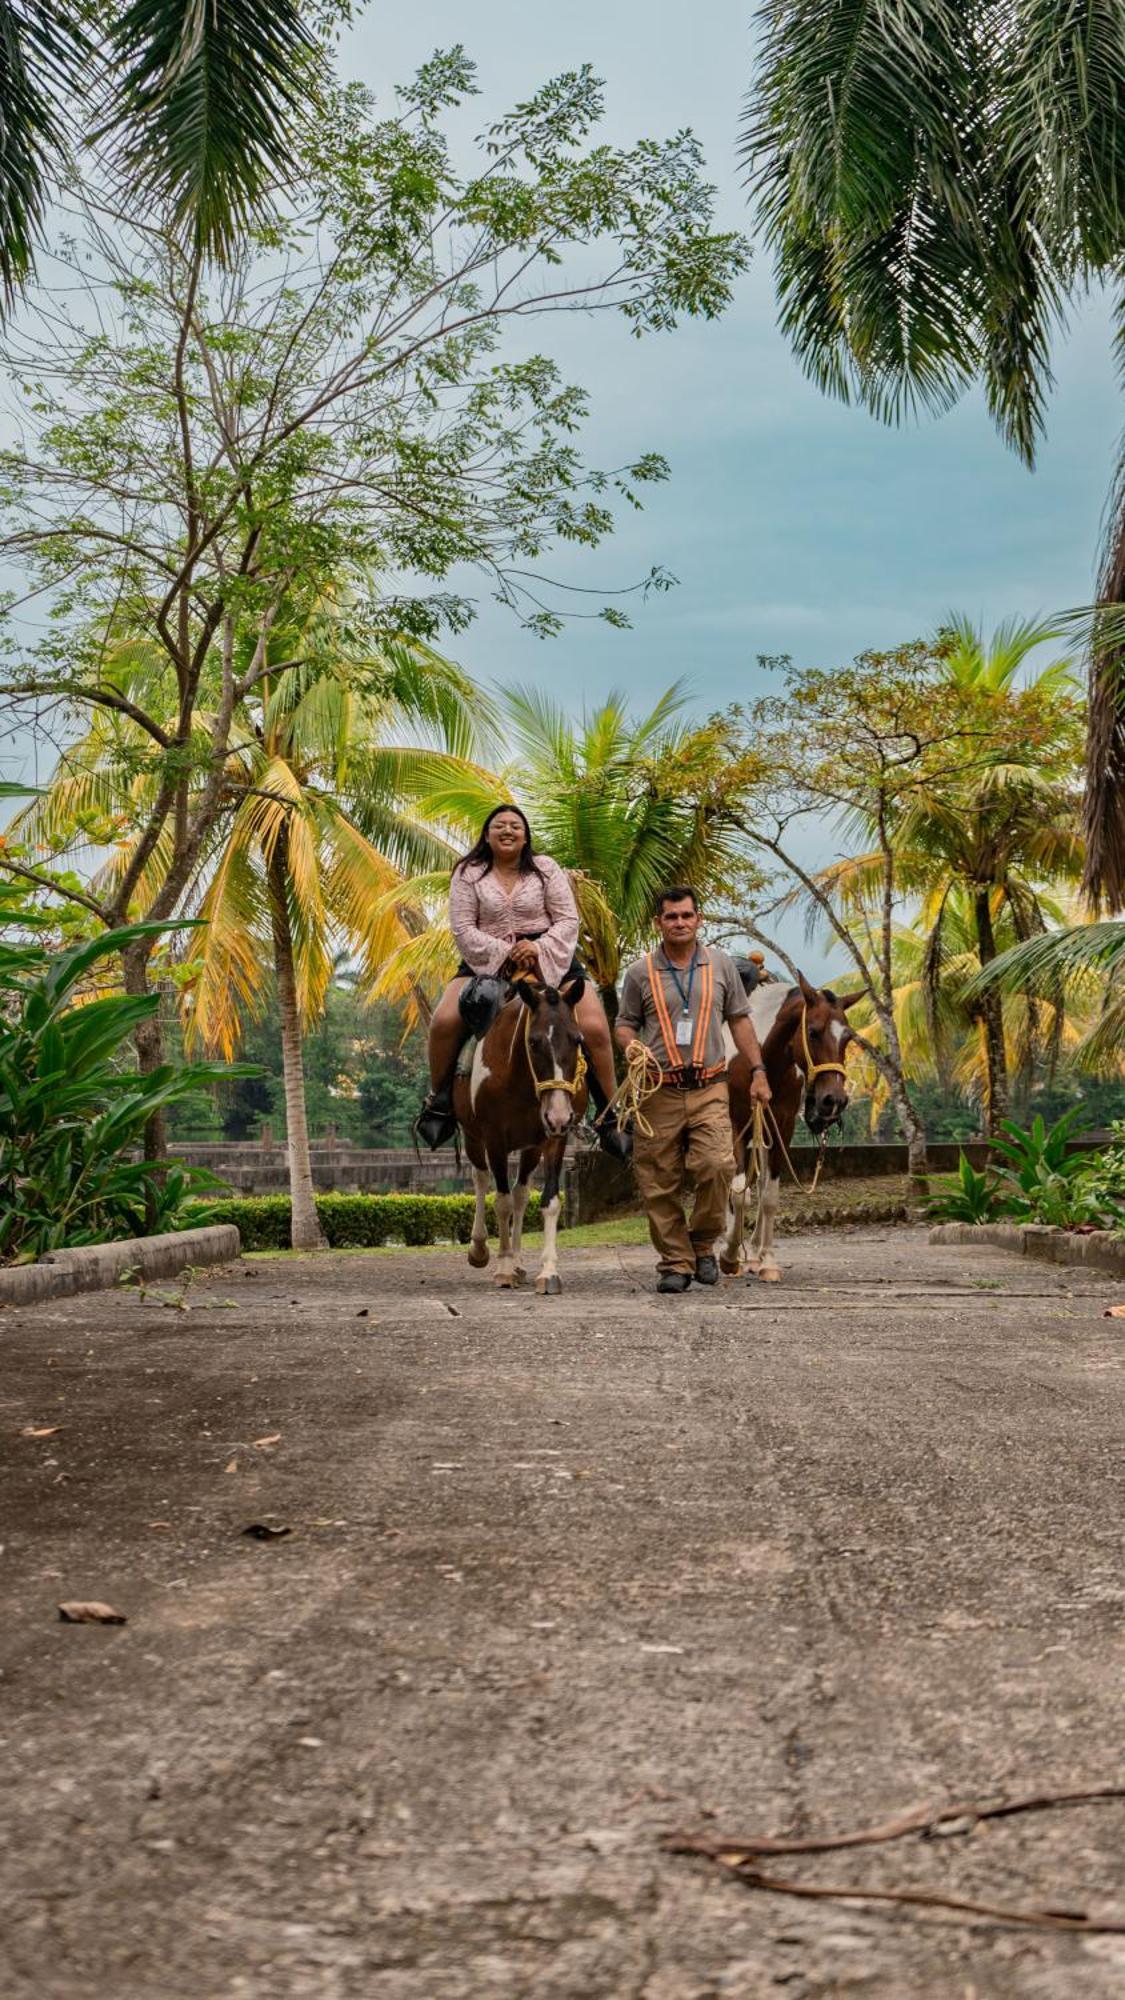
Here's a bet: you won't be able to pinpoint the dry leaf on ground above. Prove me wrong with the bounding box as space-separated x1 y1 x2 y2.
242 1523 293 1540
252 1433 281 1449
21 1424 61 1438
58 1601 126 1625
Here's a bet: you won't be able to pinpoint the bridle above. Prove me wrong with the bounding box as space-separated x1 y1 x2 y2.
798 1002 848 1086
521 995 587 1104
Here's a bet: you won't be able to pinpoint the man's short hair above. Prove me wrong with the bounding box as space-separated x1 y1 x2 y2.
655 884 699 915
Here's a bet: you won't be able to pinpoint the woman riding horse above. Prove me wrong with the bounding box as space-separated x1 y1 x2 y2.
416 805 630 1159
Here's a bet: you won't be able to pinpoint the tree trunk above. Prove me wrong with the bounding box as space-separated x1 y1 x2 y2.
1084 455 1125 908
973 889 1008 1135
268 833 325 1251
121 938 167 1168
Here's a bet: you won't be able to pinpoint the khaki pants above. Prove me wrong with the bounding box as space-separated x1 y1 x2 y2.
632 1079 735 1274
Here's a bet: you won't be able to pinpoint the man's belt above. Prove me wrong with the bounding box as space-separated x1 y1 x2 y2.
658 1061 727 1092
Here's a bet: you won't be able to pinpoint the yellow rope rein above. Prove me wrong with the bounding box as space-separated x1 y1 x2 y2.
592 1040 664 1140
732 1004 840 1197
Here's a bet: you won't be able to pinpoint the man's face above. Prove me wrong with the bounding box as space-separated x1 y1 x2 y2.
657 897 701 951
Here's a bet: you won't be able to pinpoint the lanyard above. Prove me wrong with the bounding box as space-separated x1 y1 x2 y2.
662 950 699 1016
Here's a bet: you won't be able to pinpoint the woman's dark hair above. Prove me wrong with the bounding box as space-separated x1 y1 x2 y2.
454 804 546 882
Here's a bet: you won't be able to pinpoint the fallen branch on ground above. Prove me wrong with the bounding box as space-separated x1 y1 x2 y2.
663 1784 1125 1933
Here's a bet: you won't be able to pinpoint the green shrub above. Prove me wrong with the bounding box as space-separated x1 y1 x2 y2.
0 911 244 1264
186 1190 543 1251
923 1152 1006 1224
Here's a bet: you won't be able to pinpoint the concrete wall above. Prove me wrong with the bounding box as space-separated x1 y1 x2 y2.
0 1225 241 1308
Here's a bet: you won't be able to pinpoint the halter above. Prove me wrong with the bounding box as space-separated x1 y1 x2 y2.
521 995 588 1099
798 1002 848 1083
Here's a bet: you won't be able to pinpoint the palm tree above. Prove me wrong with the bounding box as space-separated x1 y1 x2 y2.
812 622 1084 1131
10 625 487 1249
1 1 320 310
972 919 1125 1078
181 647 481 1248
844 894 1080 1135
742 5 1125 902
369 685 763 1017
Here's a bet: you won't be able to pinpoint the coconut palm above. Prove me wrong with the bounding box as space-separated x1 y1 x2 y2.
971 919 1125 1076
809 621 1084 1131
1 1 320 311
742 3 1125 901
10 624 489 1248
843 892 1081 1135
369 685 764 1018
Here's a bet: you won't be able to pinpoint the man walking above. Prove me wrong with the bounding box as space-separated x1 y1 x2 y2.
616 886 772 1294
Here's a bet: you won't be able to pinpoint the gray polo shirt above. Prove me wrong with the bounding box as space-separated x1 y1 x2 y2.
617 944 749 1074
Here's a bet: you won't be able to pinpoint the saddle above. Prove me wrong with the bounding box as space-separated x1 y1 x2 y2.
458 973 509 1040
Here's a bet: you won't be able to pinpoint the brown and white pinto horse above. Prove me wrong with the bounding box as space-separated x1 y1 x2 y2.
721 973 863 1282
453 976 589 1294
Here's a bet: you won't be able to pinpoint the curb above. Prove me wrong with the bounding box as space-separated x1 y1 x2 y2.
0 1225 241 1308
928 1220 1125 1275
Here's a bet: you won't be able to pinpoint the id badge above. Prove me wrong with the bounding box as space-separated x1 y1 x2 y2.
675 1015 694 1047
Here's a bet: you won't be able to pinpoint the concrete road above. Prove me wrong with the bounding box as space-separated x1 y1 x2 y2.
2 1226 1124 1998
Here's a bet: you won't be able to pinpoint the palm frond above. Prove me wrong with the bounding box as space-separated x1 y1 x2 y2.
0 0 89 310
101 0 321 261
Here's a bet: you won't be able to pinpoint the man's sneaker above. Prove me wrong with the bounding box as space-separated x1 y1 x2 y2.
657 1270 692 1294
693 1255 719 1286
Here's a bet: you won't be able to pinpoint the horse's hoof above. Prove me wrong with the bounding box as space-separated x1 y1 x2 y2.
536 1273 562 1296
718 1253 741 1276
494 1270 515 1289
467 1240 489 1269
757 1266 782 1284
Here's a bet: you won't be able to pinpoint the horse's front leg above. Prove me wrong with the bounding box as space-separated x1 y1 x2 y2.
719 1142 748 1276
467 1163 490 1269
749 1172 782 1283
492 1151 520 1288
535 1140 566 1296
509 1146 539 1284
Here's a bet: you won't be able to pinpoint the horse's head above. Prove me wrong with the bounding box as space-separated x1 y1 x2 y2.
791 972 864 1136
515 975 588 1137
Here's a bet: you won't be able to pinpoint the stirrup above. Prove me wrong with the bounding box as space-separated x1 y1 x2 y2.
415 1092 459 1152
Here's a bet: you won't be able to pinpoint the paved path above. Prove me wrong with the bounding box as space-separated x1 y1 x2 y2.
3 1227 1125 1998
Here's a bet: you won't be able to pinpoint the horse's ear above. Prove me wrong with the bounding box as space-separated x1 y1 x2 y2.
559 975 586 1008
797 971 819 1005
514 980 538 1009
838 989 866 1012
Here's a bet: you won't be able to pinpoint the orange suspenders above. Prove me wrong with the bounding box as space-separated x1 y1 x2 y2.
644 951 726 1083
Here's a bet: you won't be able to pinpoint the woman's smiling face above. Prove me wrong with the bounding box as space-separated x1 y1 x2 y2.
487 810 528 861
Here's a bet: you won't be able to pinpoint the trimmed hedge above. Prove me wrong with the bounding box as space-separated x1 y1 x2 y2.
184 1190 544 1252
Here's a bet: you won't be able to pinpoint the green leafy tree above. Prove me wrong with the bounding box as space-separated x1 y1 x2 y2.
1 50 747 1141
820 621 1084 1131
743 2 1125 903
729 640 1075 1173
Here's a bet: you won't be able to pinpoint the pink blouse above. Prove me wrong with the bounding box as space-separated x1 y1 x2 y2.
449 855 580 988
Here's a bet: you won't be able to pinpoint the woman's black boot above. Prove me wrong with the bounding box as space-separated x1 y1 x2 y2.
584 1058 633 1162
415 1083 459 1151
